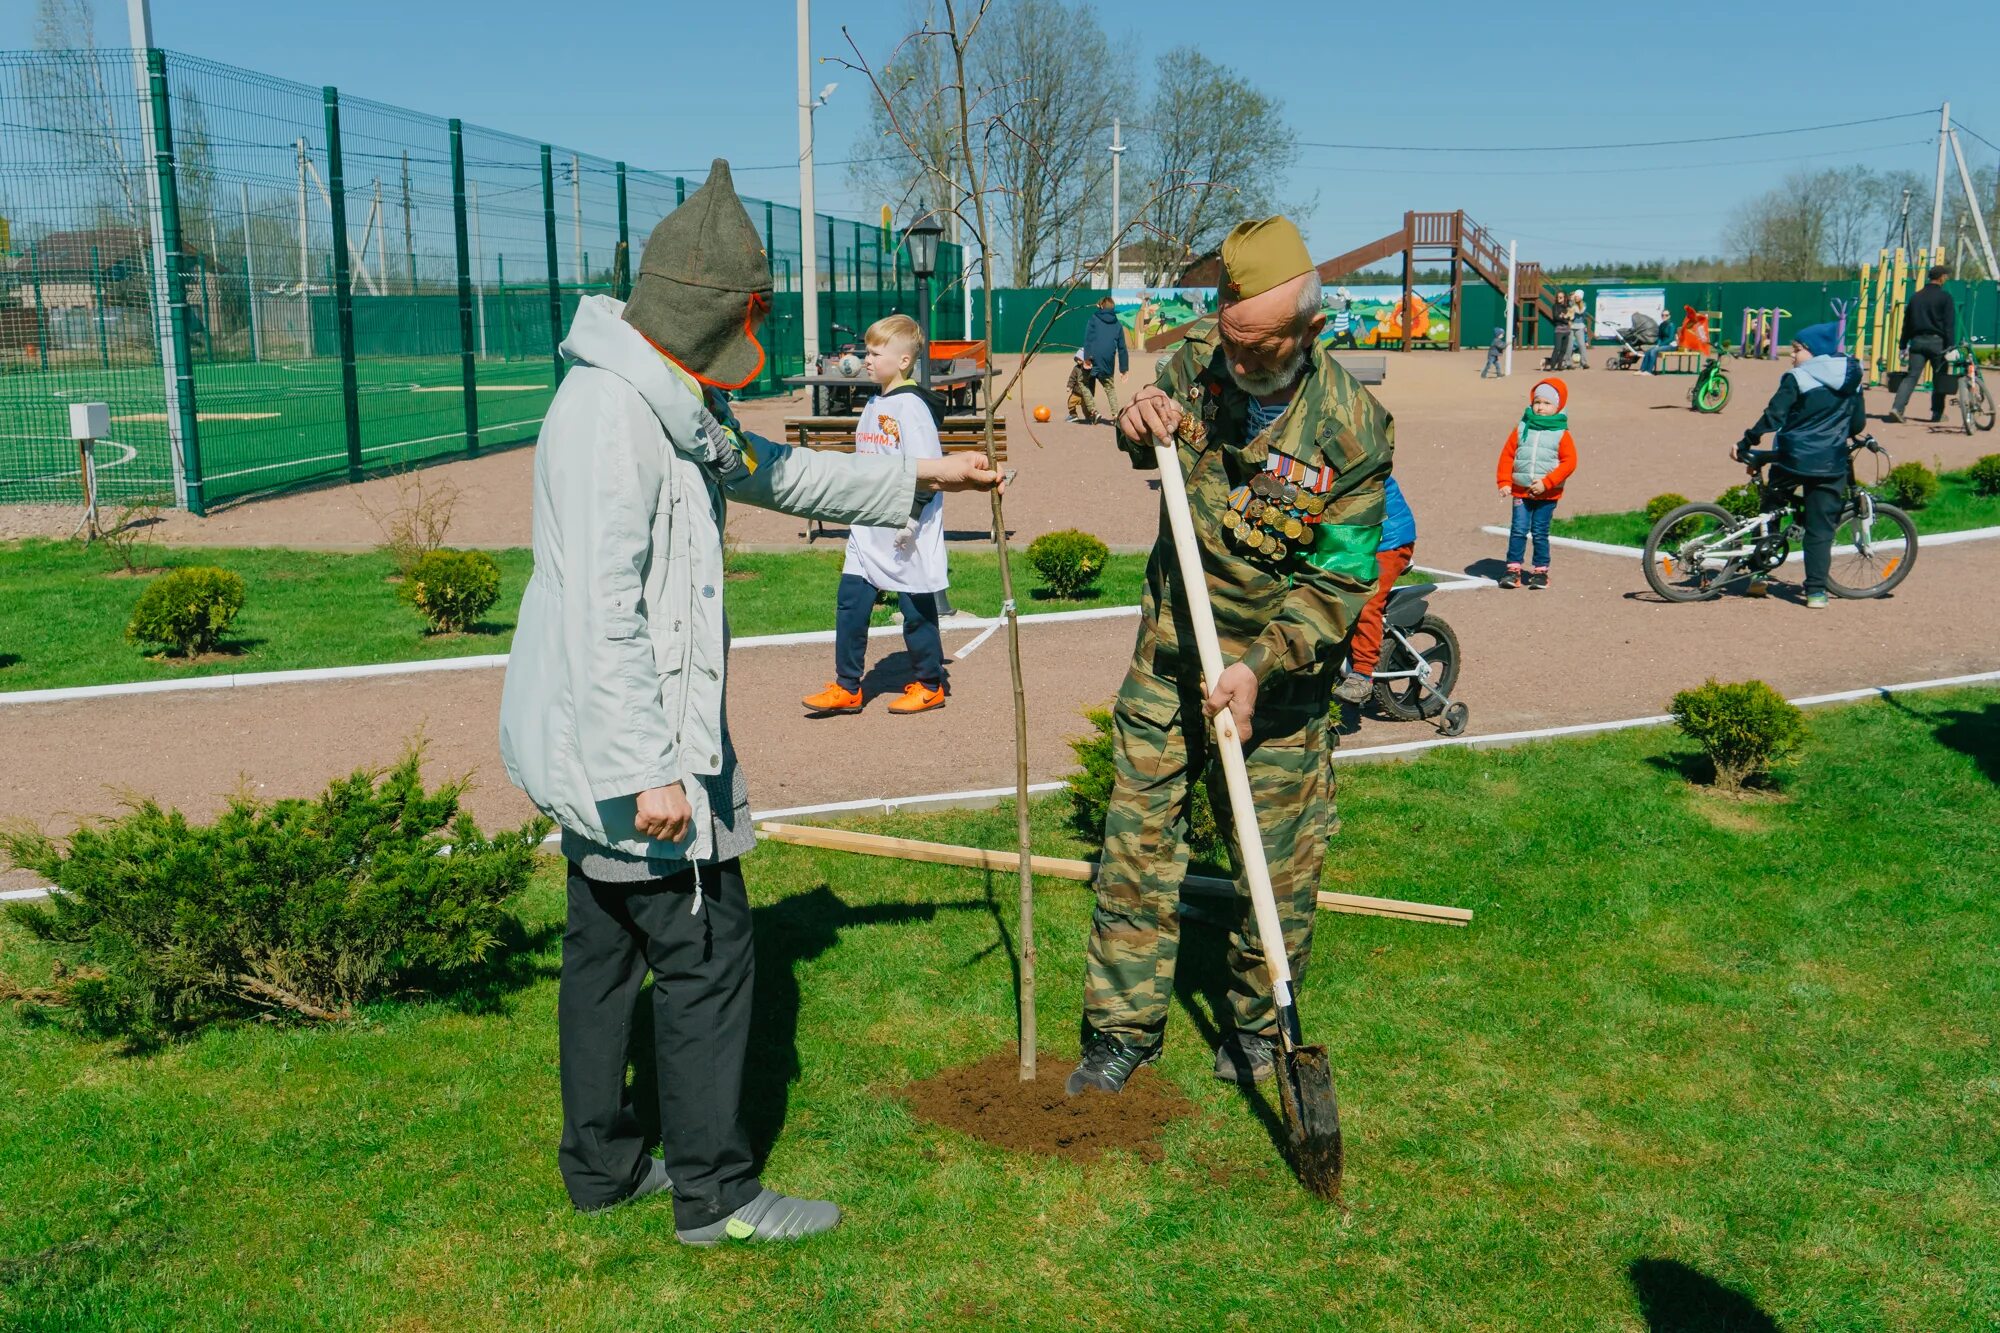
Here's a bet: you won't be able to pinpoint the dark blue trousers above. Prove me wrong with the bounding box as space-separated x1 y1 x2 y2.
836 573 943 690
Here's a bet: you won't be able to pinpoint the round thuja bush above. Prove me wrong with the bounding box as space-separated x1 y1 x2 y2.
1969 454 2000 498
1669 677 1807 791
405 549 501 634
126 566 247 658
1027 529 1111 600
1875 461 1939 510
1644 493 1691 525
1715 483 1762 519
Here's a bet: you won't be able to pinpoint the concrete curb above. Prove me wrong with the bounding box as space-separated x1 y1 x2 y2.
1479 521 2000 561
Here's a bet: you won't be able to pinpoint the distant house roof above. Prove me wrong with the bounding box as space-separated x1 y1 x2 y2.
7 226 148 276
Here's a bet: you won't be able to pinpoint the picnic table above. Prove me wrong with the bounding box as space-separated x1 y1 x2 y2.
782 362 989 416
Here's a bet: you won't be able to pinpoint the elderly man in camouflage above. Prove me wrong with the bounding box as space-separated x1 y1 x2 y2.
1068 216 1394 1096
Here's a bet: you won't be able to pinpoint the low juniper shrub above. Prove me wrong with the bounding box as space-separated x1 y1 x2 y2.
1669 677 1807 791
404 548 502 634
1028 529 1111 600
126 566 246 658
1 751 552 1044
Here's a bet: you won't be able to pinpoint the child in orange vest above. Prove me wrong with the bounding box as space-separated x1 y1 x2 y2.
1495 377 1578 589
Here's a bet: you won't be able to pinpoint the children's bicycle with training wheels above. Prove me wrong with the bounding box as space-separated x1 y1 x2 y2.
1338 582 1469 736
1944 340 1994 434
1642 435 1916 602
1688 355 1731 413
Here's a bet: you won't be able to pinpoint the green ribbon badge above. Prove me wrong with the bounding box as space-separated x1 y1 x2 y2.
1301 522 1382 582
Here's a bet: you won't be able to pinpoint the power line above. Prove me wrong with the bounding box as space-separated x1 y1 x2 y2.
1286 138 1931 180
1954 121 2000 155
1292 109 1936 154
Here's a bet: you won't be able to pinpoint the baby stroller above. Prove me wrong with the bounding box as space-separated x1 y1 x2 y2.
1338 583 1469 737
1606 312 1660 371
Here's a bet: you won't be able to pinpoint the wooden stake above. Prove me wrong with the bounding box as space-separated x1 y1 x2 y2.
755 822 1473 928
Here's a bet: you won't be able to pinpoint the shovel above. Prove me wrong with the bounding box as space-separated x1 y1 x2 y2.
1151 434 1344 1199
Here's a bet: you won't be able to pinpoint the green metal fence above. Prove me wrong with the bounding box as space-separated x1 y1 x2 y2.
0 48 961 512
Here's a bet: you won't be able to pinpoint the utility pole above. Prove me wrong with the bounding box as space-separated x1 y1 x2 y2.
797 0 821 369
1947 129 1999 283
1930 102 1950 255
400 150 417 293
1109 117 1125 293
571 154 584 285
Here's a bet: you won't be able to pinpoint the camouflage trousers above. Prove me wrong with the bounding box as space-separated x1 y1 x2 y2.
1083 660 1336 1044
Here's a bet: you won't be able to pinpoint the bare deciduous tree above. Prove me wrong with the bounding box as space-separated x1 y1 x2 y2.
27 0 145 224
1134 47 1295 285
968 0 1115 285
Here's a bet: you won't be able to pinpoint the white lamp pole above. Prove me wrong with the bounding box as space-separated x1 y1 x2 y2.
1504 240 1517 378
797 0 821 369
1109 117 1125 293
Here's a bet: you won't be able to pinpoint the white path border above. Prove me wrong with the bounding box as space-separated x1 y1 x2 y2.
6 666 1993 904
1480 522 2000 561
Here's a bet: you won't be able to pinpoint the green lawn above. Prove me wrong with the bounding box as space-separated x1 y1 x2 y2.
1554 467 2000 549
0 540 1435 695
0 540 1151 694
4 689 1996 1329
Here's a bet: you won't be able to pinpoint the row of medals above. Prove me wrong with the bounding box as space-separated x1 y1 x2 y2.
1221 471 1325 557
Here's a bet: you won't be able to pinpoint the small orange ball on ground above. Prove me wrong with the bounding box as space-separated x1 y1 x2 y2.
1033 404 1051 422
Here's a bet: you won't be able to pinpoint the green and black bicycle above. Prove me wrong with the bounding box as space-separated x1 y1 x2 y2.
1687 355 1730 413
1643 435 1916 602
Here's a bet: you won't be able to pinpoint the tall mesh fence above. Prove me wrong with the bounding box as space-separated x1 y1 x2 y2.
0 48 962 510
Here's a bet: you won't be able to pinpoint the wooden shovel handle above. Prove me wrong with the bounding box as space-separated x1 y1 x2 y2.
1150 438 1299 1007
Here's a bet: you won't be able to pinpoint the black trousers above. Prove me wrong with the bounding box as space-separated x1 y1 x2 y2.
835 572 943 690
1892 334 1949 419
1771 467 1846 596
558 859 761 1229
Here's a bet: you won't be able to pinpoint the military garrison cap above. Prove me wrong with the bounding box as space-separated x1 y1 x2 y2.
1220 216 1313 302
624 158 773 390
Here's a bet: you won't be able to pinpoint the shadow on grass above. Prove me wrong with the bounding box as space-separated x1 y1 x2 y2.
1627 1257 1780 1332
1642 752 1793 796
410 913 563 1016
624 884 981 1170
1929 700 2000 785
1172 894 1292 1166
0 653 20 671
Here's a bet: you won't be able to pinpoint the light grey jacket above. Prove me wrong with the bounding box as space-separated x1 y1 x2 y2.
498 296 918 860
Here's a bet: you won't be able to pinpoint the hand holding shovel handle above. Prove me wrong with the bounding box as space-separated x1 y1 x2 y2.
1151 434 1343 1198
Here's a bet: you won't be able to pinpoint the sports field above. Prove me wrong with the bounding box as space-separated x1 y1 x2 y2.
0 355 558 508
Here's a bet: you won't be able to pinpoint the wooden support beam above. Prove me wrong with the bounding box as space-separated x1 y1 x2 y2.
755 822 1472 927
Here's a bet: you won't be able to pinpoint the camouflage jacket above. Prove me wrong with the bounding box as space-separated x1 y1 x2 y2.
1118 318 1394 688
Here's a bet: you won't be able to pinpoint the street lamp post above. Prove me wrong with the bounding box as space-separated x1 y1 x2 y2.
903 203 944 391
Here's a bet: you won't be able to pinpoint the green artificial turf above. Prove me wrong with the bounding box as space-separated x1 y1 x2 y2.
1552 467 2000 550
3 688 1997 1329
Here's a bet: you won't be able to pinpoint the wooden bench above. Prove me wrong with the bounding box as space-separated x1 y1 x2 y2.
1332 354 1387 385
784 414 1008 541
1655 350 1706 375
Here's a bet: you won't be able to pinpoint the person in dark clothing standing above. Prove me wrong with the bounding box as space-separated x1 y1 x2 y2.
1079 295 1130 422
1890 265 1956 423
1738 321 1867 609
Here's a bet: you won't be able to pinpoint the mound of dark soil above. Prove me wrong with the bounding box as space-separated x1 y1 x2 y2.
900 1048 1189 1163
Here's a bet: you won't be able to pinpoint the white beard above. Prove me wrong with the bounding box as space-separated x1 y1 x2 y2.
1227 344 1310 398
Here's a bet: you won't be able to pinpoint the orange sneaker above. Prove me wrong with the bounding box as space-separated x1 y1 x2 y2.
886 682 947 715
802 681 864 714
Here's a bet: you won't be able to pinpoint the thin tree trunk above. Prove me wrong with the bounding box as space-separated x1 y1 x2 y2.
947 0 1036 1080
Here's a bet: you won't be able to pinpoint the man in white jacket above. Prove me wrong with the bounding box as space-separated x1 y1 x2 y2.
498 160 998 1244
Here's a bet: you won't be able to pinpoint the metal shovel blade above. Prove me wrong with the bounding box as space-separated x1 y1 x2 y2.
1275 1041 1344 1200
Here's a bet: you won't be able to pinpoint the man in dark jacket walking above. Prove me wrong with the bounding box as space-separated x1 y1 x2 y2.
1890 265 1956 423
1738 321 1867 609
1079 295 1130 423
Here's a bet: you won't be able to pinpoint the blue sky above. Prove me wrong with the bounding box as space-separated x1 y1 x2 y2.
9 0 1997 265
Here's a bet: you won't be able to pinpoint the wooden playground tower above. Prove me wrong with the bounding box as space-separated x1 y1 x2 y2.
1150 210 1555 352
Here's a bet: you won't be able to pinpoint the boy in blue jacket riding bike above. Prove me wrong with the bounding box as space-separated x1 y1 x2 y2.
1735 321 1867 609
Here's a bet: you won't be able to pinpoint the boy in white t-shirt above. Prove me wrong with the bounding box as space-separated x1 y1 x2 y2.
802 313 951 716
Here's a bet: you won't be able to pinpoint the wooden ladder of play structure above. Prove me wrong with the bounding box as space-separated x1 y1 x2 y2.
1147 210 1554 353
